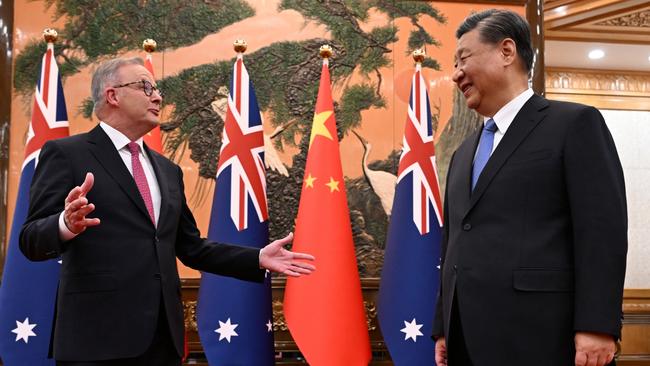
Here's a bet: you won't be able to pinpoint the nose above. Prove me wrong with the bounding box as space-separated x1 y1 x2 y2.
452 66 464 84
151 89 162 103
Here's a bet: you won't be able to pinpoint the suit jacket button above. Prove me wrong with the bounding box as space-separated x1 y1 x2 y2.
462 223 472 231
453 265 458 271
154 273 161 279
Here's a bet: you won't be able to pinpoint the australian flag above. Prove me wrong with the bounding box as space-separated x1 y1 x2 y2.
0 41 70 365
196 53 274 365
378 63 443 365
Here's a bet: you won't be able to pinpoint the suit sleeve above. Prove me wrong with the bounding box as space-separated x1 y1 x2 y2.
432 151 455 338
564 106 627 338
20 141 72 261
172 165 265 282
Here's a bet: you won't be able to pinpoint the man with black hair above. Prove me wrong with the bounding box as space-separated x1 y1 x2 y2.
433 9 627 366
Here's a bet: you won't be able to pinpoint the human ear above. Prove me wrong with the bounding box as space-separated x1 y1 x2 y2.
500 38 517 66
106 88 119 107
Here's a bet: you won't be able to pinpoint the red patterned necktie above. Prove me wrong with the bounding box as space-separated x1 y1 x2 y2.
127 142 156 225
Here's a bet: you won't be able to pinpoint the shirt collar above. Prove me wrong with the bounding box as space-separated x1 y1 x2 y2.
99 122 144 152
483 88 534 133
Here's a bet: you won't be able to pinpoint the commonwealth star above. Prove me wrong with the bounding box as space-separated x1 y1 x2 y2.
400 318 423 342
215 318 239 343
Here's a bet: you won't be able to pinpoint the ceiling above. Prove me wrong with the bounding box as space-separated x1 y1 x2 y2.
543 0 650 71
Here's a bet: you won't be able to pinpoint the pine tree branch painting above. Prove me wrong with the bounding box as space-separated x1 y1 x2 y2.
13 0 451 276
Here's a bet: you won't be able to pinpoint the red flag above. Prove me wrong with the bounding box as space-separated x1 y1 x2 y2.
283 59 371 366
143 53 163 153
144 47 182 359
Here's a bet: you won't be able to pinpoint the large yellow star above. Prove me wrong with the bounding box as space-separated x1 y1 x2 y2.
309 110 334 147
325 177 340 192
304 173 316 188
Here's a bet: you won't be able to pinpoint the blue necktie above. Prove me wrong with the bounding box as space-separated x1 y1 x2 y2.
472 118 498 190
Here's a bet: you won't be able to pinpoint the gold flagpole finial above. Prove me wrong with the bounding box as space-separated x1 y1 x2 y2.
413 48 426 64
234 40 247 54
43 28 58 44
319 44 333 59
143 39 157 53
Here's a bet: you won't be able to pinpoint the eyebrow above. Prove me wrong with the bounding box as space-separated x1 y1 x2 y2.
453 49 465 63
137 77 157 86
456 46 469 55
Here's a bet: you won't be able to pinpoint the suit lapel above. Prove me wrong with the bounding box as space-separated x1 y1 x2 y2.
86 125 155 226
466 94 549 215
453 128 482 214
144 145 169 229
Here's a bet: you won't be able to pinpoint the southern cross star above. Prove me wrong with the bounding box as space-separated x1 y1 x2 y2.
12 317 37 344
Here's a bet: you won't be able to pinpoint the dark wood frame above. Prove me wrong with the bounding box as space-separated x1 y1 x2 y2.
181 282 650 365
0 0 14 275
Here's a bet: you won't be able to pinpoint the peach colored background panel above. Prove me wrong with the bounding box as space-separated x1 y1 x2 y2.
8 1 524 278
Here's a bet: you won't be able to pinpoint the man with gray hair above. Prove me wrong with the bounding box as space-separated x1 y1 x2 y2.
20 57 315 365
433 9 627 366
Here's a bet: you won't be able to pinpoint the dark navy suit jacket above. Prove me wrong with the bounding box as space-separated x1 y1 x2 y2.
433 95 627 365
20 125 264 361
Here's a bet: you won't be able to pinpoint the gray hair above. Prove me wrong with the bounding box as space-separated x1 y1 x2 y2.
91 57 144 113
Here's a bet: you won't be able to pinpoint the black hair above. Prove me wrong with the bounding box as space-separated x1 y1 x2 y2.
456 9 533 73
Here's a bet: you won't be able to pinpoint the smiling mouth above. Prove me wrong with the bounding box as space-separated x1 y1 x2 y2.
460 84 472 96
149 109 160 116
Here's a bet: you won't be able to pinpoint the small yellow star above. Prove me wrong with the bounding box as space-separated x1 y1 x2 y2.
325 177 340 192
309 110 334 147
304 173 316 188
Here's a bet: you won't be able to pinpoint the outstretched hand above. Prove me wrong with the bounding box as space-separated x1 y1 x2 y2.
259 233 315 277
63 172 100 234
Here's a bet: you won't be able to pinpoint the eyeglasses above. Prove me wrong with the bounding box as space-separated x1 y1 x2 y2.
112 80 163 97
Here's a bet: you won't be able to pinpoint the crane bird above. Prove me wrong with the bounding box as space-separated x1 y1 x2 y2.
350 130 397 217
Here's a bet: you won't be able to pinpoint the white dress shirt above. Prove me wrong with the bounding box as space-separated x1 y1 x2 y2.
479 88 535 156
59 122 162 240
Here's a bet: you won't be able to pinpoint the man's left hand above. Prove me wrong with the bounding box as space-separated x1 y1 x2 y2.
259 232 316 277
575 331 616 366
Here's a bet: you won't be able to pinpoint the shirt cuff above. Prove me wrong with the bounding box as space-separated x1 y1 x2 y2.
58 211 78 241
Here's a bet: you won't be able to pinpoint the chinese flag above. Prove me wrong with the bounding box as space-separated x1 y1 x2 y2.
283 60 371 366
143 53 164 153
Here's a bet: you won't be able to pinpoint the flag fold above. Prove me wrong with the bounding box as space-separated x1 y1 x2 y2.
143 52 163 153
